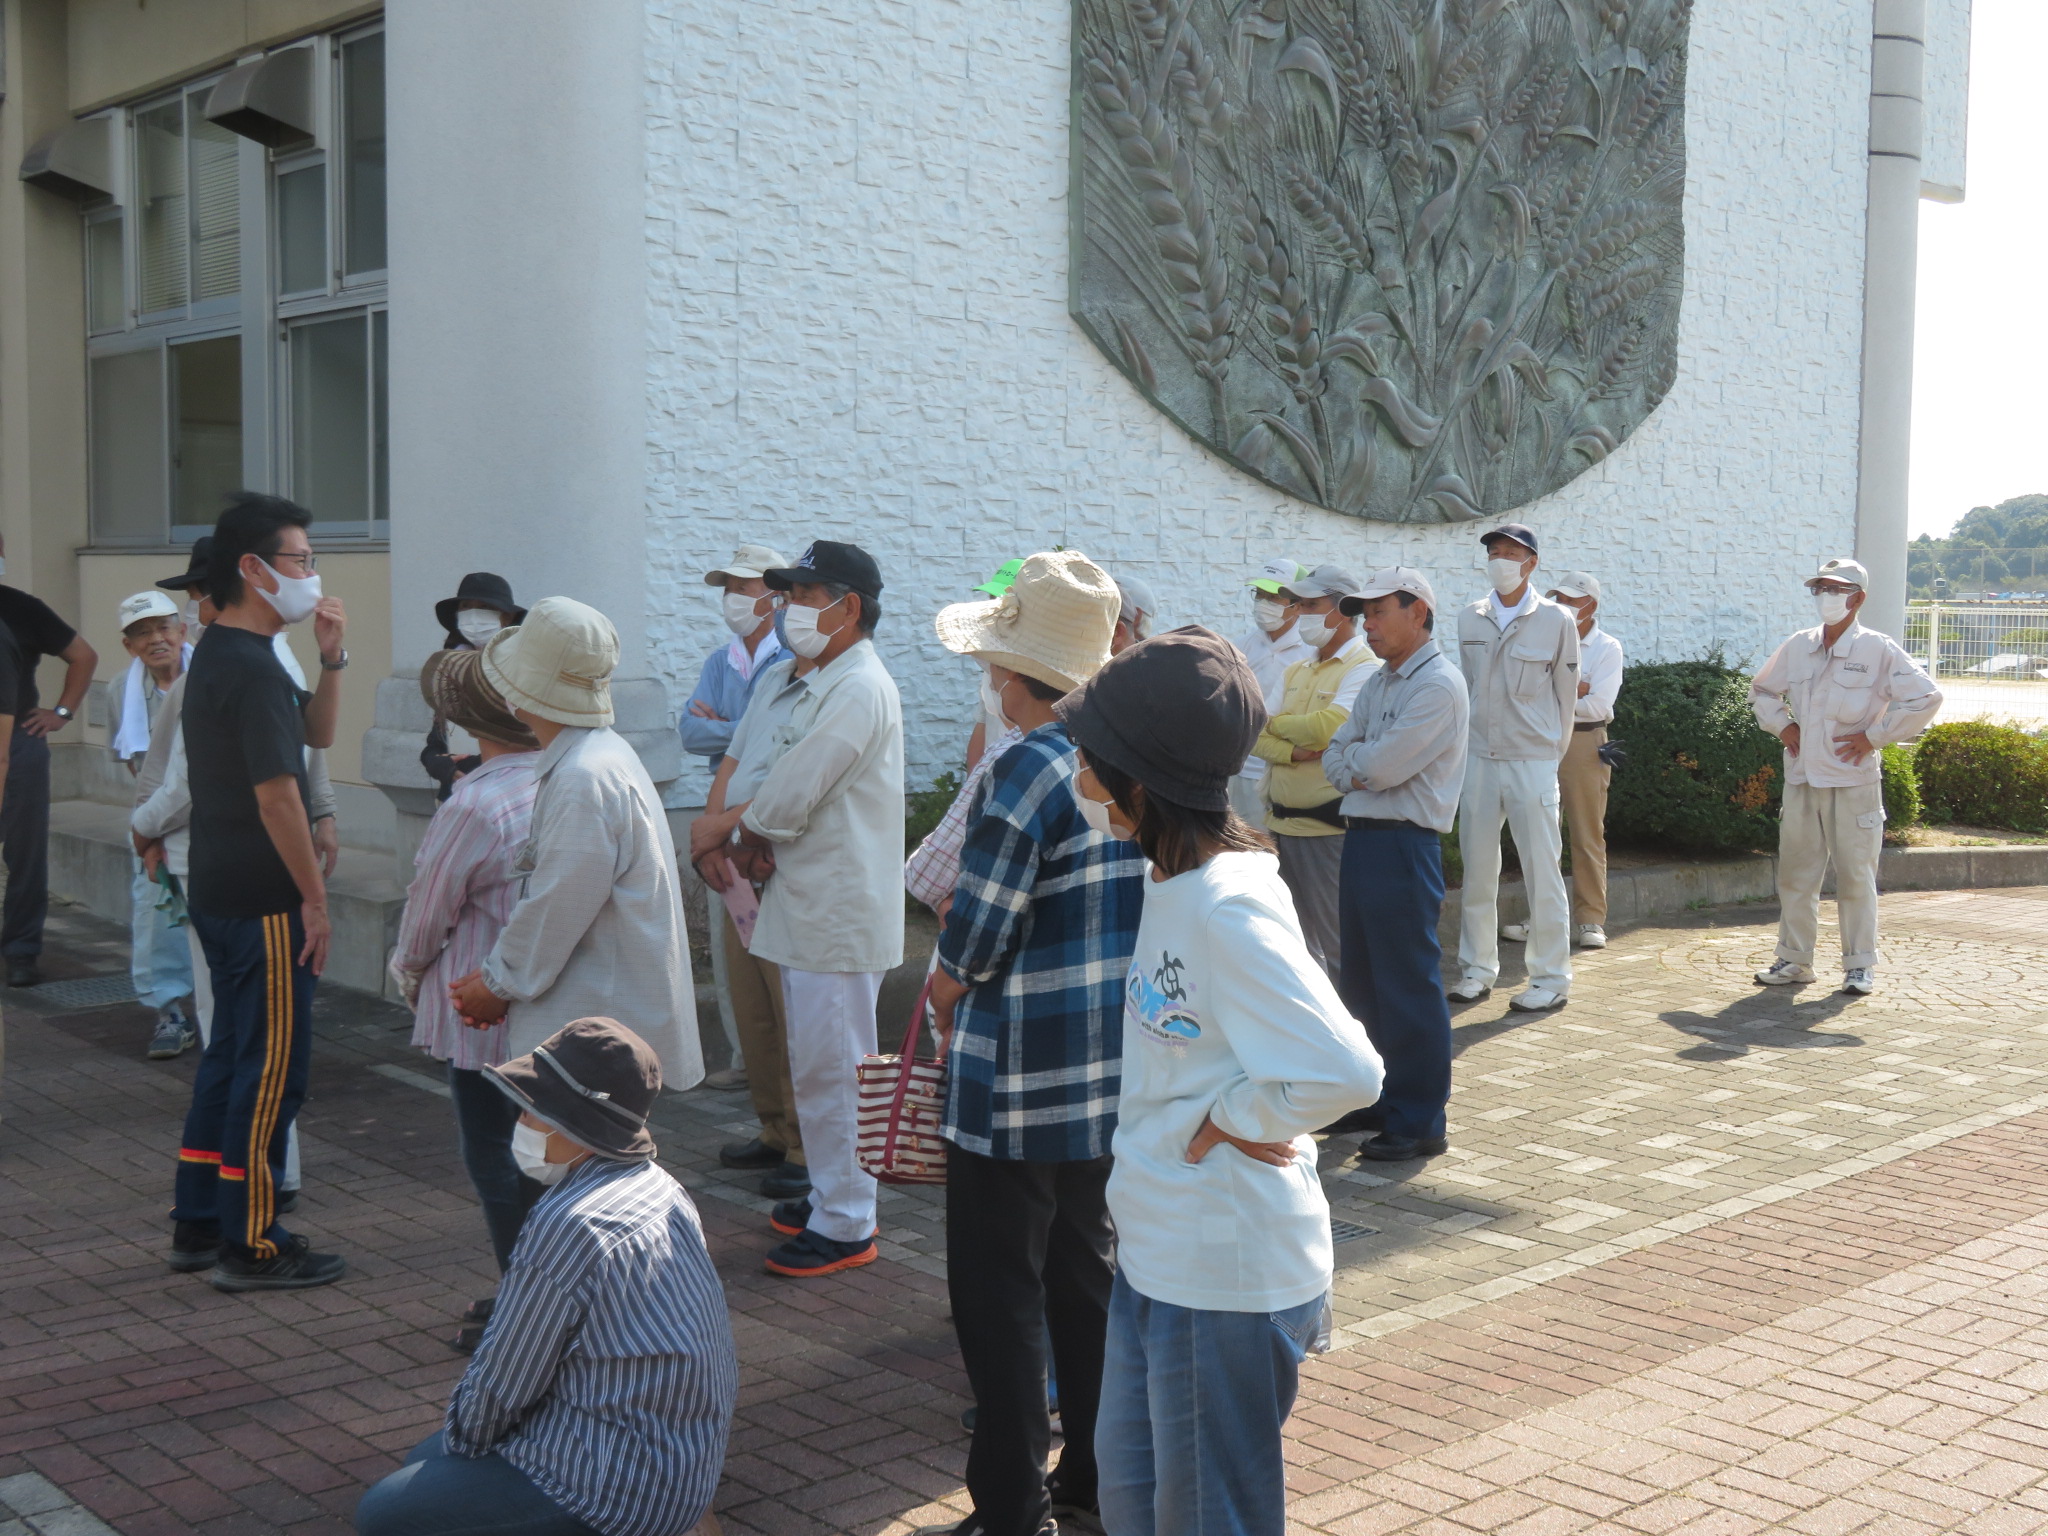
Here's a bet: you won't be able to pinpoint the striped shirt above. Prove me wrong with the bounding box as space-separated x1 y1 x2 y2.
935 725 1146 1161
394 752 539 1071
445 1157 737 1536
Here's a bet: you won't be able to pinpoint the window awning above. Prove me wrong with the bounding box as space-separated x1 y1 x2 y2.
206 46 315 148
19 116 112 199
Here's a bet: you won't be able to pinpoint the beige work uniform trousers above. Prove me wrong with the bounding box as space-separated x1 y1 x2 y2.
1775 780 1884 972
1557 726 1611 927
722 912 805 1165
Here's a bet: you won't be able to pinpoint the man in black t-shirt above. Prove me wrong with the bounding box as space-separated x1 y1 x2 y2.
168 494 350 1291
0 535 101 987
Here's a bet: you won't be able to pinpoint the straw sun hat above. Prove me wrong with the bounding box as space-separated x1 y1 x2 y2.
934 551 1119 692
481 595 620 728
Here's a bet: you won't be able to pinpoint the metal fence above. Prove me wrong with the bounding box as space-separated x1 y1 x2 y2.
1904 601 2048 729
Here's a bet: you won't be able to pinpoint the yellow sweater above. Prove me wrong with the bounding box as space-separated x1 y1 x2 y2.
1252 640 1377 836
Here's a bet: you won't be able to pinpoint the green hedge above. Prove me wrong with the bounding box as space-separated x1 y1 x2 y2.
1607 659 1783 854
1880 744 1922 831
1914 721 2048 833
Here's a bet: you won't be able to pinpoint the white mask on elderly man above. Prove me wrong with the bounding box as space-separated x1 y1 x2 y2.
1814 592 1854 627
721 591 766 636
1252 596 1290 634
1295 613 1335 649
1487 558 1529 597
511 1122 571 1186
456 609 504 648
781 596 844 659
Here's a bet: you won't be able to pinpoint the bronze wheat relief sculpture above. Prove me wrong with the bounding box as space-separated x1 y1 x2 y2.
1071 0 1687 522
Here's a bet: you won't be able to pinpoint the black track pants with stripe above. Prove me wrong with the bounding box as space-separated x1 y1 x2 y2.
173 909 316 1258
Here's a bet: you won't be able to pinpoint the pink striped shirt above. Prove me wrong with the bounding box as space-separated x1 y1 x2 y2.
396 752 541 1070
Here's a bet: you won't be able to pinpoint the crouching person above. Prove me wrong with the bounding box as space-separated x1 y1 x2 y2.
356 1019 736 1536
1057 629 1385 1536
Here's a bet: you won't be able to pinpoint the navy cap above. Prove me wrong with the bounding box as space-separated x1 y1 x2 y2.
1481 523 1539 556
763 540 884 600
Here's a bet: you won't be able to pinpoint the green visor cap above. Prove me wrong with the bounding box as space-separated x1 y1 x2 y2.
973 558 1027 597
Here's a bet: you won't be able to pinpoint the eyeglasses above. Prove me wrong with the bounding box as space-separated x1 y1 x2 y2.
271 552 318 573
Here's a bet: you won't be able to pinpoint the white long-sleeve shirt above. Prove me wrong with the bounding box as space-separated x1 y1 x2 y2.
1231 623 1314 780
481 726 701 1087
740 638 906 975
1110 851 1384 1313
1575 625 1625 724
1748 621 1941 789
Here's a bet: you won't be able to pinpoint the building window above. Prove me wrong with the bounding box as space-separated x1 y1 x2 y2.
82 21 386 547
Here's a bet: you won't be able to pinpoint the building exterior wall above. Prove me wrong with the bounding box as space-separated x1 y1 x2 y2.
1921 0 1972 201
641 0 1882 799
66 0 379 110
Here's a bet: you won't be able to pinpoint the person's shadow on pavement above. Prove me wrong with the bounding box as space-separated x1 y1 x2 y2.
1661 989 1864 1059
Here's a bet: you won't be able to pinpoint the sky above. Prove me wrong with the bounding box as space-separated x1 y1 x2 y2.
1908 0 2048 539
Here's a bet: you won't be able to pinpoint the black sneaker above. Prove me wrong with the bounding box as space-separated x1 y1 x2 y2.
718 1136 784 1170
1356 1133 1448 1162
208 1234 346 1292
275 1188 300 1215
760 1162 813 1200
762 1229 877 1277
1318 1105 1384 1137
167 1221 220 1273
6 958 40 988
768 1198 813 1236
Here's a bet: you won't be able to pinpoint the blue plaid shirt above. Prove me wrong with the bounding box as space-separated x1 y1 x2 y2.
936 725 1145 1161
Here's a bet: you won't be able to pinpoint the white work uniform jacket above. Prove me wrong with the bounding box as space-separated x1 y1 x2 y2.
1748 621 1941 789
1455 595 1580 761
740 638 906 976
481 725 701 1087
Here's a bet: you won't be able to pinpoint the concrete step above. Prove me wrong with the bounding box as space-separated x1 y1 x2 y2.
49 799 407 1000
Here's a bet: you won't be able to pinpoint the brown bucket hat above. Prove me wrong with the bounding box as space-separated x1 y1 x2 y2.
420 647 540 750
485 1018 662 1161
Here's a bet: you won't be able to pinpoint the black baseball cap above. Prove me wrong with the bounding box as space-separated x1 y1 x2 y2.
763 540 884 600
156 536 212 591
1481 523 1539 556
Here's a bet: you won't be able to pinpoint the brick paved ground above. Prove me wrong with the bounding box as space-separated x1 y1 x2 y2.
3 887 2047 1535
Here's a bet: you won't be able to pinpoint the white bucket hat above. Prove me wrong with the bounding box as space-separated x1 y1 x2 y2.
933 550 1119 692
481 595 620 728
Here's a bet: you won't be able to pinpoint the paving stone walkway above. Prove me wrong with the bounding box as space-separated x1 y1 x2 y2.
2 888 2046 1535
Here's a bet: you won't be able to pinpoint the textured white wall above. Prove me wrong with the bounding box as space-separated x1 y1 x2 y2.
643 0 1875 799
1921 0 1973 200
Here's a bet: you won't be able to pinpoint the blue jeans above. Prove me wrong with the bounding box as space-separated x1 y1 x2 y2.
1095 1273 1325 1536
1337 824 1451 1142
448 1064 543 1273
130 854 195 1010
356 1432 600 1536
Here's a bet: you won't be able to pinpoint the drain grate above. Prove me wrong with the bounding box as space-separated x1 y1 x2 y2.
27 973 140 1010
1330 1218 1380 1244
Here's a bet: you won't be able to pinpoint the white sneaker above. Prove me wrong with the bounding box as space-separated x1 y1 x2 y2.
1842 967 1877 995
1447 975 1492 1002
1754 960 1816 986
1509 986 1569 1012
1500 923 1530 943
1575 925 1607 949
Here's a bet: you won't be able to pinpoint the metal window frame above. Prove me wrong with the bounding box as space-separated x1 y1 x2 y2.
277 302 389 542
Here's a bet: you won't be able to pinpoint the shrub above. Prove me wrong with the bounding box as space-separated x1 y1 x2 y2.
905 769 964 853
1880 744 1922 831
1914 721 2048 832
1606 658 1784 855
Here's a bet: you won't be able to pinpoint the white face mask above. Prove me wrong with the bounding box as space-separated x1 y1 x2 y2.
781 595 845 659
183 599 202 628
1077 790 1126 840
254 558 323 625
980 669 1011 728
722 591 766 636
0 556 9 578
1815 592 1854 626
1487 558 1528 597
1296 613 1335 649
1252 596 1290 634
511 1122 570 1186
456 609 504 648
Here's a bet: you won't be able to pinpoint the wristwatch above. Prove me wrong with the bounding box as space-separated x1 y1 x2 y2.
320 649 349 671
52 705 73 721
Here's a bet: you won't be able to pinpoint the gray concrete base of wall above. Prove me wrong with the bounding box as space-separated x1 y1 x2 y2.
53 797 2045 1004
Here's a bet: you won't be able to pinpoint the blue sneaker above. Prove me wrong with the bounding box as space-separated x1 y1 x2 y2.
763 1228 877 1278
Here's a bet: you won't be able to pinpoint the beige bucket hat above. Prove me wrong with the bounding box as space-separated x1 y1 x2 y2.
481 595 620 728
934 550 1119 692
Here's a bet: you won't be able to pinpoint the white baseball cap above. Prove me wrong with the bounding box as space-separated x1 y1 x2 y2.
703 543 790 587
118 589 181 631
1247 558 1305 595
1546 571 1602 602
1805 557 1869 591
1342 566 1437 614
